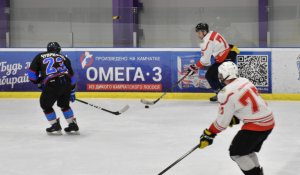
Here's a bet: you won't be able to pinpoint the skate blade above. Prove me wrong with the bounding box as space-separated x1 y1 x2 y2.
47 130 63 136
65 131 80 135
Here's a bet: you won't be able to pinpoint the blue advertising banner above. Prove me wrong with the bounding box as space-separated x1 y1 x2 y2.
0 49 272 93
170 51 272 93
73 51 172 92
171 52 212 93
0 51 40 91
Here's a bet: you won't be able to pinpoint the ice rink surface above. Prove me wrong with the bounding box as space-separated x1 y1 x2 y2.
0 98 299 175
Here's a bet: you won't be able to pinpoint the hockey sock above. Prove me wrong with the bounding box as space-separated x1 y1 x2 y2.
62 107 75 123
249 152 260 167
231 155 256 171
44 110 57 125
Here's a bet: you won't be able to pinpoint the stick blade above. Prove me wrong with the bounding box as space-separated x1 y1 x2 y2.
119 104 130 114
140 99 155 105
112 104 130 115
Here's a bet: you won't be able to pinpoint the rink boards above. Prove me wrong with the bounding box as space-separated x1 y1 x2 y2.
1 92 300 101
0 48 299 100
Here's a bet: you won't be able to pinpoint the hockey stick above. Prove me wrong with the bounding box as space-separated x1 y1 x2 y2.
158 144 199 175
75 99 129 116
141 72 192 105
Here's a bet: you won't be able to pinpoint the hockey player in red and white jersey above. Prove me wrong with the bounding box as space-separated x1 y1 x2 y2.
188 23 240 101
198 62 274 175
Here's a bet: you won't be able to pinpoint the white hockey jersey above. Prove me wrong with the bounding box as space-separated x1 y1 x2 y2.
195 31 231 68
209 77 275 134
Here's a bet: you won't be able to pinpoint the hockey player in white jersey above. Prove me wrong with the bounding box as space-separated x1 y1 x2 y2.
188 23 240 101
198 62 274 175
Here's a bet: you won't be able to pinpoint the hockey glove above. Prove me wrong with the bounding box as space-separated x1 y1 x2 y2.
229 116 240 127
70 89 76 103
187 64 199 76
199 129 216 149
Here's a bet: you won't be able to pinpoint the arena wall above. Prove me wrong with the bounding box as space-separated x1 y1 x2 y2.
0 48 299 100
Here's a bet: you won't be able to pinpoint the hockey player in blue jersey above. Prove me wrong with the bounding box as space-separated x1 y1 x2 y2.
28 42 79 135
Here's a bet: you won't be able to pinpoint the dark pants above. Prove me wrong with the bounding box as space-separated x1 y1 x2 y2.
229 130 272 156
40 75 72 114
205 49 238 91
205 62 222 90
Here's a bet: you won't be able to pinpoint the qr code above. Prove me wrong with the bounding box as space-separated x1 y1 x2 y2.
237 55 269 87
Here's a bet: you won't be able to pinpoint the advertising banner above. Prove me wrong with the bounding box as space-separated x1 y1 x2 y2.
236 51 272 93
0 48 272 93
171 52 212 93
0 51 40 91
170 51 272 93
74 51 172 92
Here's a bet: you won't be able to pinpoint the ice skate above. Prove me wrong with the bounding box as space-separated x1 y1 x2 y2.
260 167 264 175
209 95 218 102
64 119 80 135
46 119 62 135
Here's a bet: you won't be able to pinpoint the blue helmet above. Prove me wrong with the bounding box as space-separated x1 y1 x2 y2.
47 42 61 53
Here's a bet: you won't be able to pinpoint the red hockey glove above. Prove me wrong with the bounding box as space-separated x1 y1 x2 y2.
187 64 199 75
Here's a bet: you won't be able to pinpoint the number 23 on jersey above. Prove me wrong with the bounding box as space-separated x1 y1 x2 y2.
43 57 67 75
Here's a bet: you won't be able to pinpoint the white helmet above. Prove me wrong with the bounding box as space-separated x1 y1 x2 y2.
218 61 238 82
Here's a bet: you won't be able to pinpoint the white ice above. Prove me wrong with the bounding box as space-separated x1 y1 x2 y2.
0 99 299 175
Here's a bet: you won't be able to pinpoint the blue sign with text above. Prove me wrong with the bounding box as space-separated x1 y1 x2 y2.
0 49 272 93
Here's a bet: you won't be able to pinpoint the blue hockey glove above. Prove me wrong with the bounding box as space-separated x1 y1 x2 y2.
70 89 76 102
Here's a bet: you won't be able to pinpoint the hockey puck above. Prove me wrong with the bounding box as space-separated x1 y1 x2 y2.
145 105 149 108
